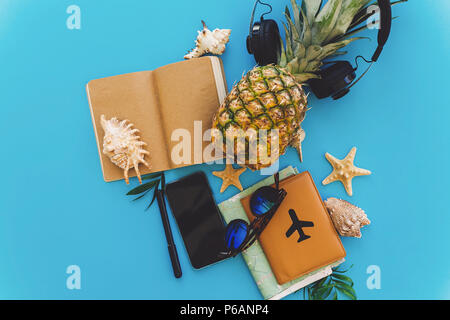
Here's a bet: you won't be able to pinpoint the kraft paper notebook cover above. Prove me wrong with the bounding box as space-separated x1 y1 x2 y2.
86 56 227 182
241 171 346 285
217 166 344 300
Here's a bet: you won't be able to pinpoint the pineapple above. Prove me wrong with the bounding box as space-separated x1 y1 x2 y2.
211 65 307 170
211 0 405 170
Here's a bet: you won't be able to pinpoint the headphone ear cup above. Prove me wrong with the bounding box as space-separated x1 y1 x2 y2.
332 87 350 100
249 19 280 66
250 21 263 64
246 35 253 54
308 61 356 99
261 19 281 65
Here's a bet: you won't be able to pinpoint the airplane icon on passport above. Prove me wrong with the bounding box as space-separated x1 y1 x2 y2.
286 209 314 243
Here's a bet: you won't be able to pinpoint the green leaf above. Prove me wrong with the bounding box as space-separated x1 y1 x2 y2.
294 73 319 84
289 0 302 35
334 281 354 293
310 278 328 292
349 4 375 29
145 180 161 210
305 60 323 72
316 37 362 61
333 273 354 286
312 284 335 299
300 264 358 301
337 285 357 300
328 50 348 58
142 172 162 181
285 5 291 19
300 8 312 46
126 180 159 195
282 22 294 60
325 0 372 43
308 287 314 300
132 189 151 201
302 0 323 23
391 0 408 5
334 280 354 294
293 40 306 59
333 264 354 273
314 275 330 288
305 44 323 61
312 0 343 45
161 172 166 190
287 57 301 74
298 57 308 72
279 38 287 66
337 23 370 41
286 14 301 49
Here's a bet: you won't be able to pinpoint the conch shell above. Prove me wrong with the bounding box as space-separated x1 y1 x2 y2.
324 198 370 238
100 115 150 184
184 20 231 59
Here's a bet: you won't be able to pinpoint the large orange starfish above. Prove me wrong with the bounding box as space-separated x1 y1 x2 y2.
322 147 371 196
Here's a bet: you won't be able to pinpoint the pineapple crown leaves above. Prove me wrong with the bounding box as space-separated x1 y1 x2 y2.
279 0 408 82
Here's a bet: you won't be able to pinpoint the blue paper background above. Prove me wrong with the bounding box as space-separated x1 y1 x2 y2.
0 0 449 299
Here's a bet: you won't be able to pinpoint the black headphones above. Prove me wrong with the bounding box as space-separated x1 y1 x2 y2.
246 0 392 100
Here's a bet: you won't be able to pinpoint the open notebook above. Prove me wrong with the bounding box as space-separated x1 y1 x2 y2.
86 56 227 182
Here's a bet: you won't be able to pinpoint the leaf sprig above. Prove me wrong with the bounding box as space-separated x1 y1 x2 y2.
301 264 357 300
126 172 165 210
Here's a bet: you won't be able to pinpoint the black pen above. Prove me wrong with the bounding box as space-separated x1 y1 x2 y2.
156 189 182 278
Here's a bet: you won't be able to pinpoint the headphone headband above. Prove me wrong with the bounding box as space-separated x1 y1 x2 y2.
246 0 280 66
372 0 392 62
249 0 272 35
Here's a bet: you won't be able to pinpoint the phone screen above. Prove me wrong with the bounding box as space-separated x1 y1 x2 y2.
165 172 228 269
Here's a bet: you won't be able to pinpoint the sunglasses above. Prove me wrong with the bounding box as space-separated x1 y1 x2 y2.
221 173 287 257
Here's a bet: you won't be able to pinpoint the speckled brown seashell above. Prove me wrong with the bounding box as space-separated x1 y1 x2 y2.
324 197 370 238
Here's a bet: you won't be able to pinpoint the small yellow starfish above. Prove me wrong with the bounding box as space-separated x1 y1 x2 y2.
322 147 371 196
212 164 246 193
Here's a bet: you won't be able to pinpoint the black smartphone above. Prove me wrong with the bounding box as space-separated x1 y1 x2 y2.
165 172 228 269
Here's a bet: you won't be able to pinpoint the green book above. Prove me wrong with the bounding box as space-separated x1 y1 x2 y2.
218 166 343 300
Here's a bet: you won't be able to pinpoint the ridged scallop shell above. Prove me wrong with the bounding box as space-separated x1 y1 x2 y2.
324 198 370 238
100 115 150 184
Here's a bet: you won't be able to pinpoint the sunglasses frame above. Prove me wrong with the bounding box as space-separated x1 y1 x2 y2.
222 173 287 257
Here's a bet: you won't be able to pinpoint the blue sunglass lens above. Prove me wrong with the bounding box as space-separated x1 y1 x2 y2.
225 220 249 251
250 187 278 216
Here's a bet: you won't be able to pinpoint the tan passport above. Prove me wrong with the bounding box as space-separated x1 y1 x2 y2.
86 56 227 182
241 171 346 285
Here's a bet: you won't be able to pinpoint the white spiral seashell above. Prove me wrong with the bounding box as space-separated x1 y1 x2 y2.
100 115 150 184
184 20 231 59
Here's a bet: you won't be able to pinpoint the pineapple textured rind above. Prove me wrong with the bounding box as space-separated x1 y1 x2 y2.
211 65 308 170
